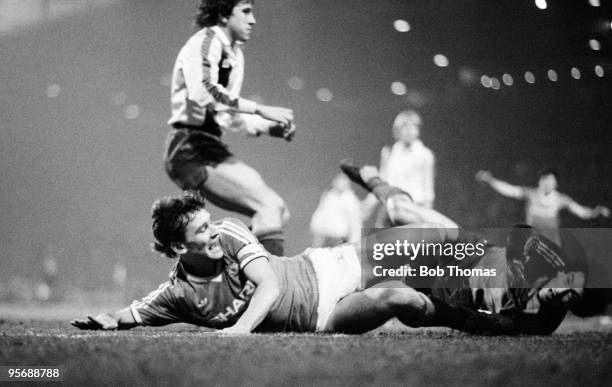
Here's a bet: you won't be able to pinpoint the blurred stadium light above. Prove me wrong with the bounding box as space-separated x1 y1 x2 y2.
0 0 119 36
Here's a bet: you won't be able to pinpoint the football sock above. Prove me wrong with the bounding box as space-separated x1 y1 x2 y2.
340 159 412 203
426 296 515 335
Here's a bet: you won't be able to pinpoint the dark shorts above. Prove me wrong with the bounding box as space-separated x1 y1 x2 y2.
164 128 234 190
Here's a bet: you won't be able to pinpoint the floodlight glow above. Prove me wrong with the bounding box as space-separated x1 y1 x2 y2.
589 39 601 50
316 88 333 102
288 77 304 90
433 54 449 67
394 20 411 32
391 81 407 95
480 75 492 88
535 0 547 10
502 74 514 86
125 105 140 120
491 78 501 90
46 84 61 98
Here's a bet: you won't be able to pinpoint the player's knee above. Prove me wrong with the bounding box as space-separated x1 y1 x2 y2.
386 288 427 313
387 197 418 225
257 195 289 226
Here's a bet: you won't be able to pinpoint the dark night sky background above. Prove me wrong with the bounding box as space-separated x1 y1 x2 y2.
1 0 610 292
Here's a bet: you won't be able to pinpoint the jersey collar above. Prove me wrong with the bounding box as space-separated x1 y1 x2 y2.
211 26 232 47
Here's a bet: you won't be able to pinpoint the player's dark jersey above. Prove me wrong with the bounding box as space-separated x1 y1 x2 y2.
130 218 320 332
256 254 319 332
429 247 517 313
431 236 574 334
130 218 267 328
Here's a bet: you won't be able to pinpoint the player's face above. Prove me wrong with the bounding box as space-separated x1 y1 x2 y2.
395 116 421 144
538 271 585 307
182 209 224 259
538 174 557 193
227 1 256 43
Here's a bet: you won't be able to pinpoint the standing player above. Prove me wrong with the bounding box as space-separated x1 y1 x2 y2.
165 0 295 256
310 174 362 247
476 168 609 245
362 110 436 227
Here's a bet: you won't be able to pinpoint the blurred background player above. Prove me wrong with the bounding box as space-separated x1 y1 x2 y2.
309 173 361 247
362 109 435 227
164 0 295 256
476 168 610 245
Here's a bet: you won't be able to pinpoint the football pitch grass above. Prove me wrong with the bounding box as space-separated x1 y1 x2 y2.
1 312 611 386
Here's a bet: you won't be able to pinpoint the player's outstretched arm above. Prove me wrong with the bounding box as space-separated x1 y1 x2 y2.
255 104 294 127
228 114 296 141
566 199 611 220
476 170 524 199
70 307 137 331
218 258 280 334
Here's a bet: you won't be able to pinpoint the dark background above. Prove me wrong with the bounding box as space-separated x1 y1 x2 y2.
1 0 610 296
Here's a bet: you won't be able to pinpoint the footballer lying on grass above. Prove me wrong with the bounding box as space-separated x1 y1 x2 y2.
72 167 600 334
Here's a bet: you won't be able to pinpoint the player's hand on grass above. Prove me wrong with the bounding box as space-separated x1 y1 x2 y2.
256 105 294 127
70 313 118 330
475 170 493 184
217 325 251 335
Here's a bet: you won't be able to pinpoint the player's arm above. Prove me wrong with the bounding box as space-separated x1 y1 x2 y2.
254 105 294 128
196 37 293 126
219 258 280 334
475 170 524 199
72 281 183 330
70 307 137 331
228 114 296 141
565 197 610 220
194 36 258 114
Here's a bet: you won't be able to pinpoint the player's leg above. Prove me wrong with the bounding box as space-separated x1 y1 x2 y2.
340 160 457 228
202 159 289 255
324 281 435 334
387 196 458 228
164 130 288 255
343 162 488 250
325 281 517 335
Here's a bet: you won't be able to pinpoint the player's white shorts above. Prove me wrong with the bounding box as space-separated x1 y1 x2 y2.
305 244 362 331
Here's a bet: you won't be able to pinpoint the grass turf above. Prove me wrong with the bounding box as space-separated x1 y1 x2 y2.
1 319 611 386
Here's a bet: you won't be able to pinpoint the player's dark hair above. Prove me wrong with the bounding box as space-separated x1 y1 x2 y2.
570 288 612 317
151 191 207 259
536 167 559 182
194 0 253 28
